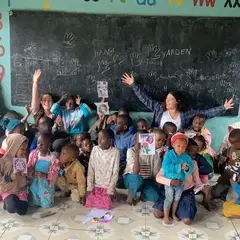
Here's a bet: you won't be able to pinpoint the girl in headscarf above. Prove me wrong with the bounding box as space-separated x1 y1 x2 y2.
0 133 28 215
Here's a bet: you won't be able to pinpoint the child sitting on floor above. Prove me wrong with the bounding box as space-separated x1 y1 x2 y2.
85 129 120 209
212 129 240 200
78 138 93 177
187 139 212 184
124 129 165 205
162 133 193 225
219 122 240 154
0 134 29 215
28 133 59 208
113 115 135 174
185 114 215 158
56 144 86 204
193 135 214 179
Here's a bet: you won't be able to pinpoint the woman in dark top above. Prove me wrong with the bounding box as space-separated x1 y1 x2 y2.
121 73 234 130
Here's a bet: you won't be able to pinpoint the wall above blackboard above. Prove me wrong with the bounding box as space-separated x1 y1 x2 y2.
10 11 239 115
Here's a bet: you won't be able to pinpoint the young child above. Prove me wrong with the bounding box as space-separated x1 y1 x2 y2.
52 116 64 132
185 114 215 158
51 95 92 136
187 139 212 184
29 119 53 152
187 139 212 211
78 138 93 177
88 112 118 142
113 115 135 174
72 132 91 154
212 129 240 200
85 129 120 209
110 108 136 135
193 135 214 178
28 133 59 208
56 144 86 203
124 129 164 205
0 133 29 215
0 118 25 136
163 122 177 150
152 128 168 159
162 133 194 225
0 118 26 155
219 122 240 154
137 119 149 131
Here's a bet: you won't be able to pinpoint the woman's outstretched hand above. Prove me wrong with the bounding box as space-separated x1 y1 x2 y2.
224 98 234 110
121 73 134 86
33 69 42 83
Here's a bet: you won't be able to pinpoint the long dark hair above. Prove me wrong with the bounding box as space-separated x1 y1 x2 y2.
161 91 189 112
34 92 54 125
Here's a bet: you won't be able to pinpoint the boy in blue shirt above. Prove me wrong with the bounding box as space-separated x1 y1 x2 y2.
113 115 135 175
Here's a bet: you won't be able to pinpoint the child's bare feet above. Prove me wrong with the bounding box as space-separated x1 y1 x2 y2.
162 217 171 225
172 214 180 222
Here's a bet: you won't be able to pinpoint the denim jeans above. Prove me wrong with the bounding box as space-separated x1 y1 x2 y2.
164 185 184 209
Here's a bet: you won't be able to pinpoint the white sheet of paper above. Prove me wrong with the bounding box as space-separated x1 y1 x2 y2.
82 208 109 224
184 131 197 139
139 133 155 155
94 102 110 115
97 81 108 98
13 158 27 174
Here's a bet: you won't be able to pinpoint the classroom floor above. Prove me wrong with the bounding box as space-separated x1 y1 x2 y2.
0 195 239 240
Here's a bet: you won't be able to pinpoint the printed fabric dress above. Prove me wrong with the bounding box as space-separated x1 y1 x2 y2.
28 150 59 208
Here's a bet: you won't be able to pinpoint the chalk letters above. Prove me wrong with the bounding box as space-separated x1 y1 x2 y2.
224 0 240 7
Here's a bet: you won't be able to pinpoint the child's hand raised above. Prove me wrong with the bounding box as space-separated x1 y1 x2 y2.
76 95 81 105
55 116 63 127
182 163 189 171
58 93 68 104
33 69 42 83
25 104 31 116
121 73 134 86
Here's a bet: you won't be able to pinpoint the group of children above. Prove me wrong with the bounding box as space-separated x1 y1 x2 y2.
0 90 239 226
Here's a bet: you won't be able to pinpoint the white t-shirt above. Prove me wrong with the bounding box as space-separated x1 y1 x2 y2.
160 111 181 130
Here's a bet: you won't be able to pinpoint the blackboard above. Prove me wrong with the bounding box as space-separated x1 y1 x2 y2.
10 11 240 115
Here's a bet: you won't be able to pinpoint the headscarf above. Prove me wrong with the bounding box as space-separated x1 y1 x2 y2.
4 133 28 158
0 118 23 136
0 133 28 194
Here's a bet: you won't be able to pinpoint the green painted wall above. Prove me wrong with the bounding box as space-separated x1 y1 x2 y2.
0 0 240 151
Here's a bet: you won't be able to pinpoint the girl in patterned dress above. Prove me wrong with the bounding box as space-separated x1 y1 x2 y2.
28 133 59 208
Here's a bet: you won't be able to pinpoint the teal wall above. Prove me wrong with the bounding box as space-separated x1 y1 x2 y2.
0 0 240 151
